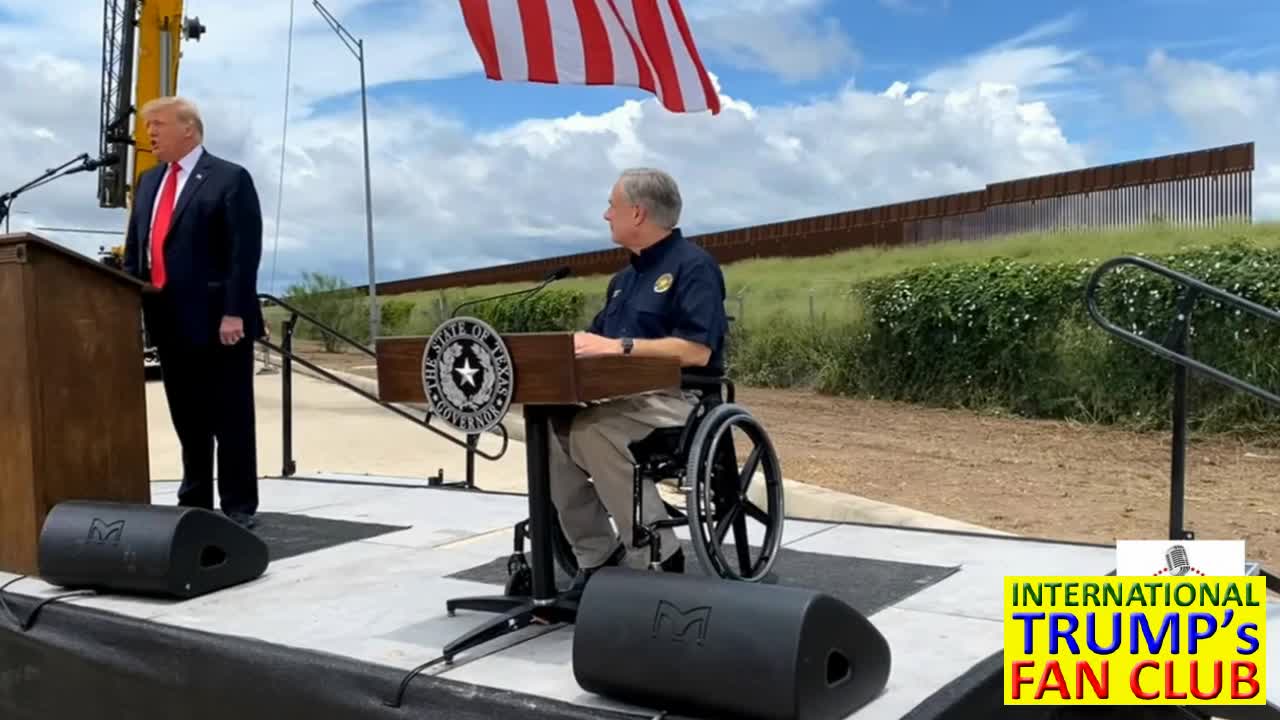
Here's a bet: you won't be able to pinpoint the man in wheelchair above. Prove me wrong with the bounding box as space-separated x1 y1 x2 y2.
549 167 729 593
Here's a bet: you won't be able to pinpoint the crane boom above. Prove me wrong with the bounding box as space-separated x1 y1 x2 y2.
97 0 136 209
97 0 205 209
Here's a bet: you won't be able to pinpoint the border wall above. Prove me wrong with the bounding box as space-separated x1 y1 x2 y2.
368 142 1255 296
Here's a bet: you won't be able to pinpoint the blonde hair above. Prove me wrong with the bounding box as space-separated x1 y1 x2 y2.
140 96 204 140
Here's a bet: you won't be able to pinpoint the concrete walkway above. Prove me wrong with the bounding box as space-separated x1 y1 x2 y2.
157 351 1007 536
145 361 525 488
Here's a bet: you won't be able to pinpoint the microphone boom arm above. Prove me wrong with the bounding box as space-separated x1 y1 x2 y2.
450 267 571 319
0 153 92 228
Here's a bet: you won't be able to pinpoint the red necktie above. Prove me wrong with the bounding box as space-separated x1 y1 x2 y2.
150 162 181 288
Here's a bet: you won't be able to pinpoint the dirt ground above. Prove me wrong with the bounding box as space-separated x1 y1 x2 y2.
285 341 1280 566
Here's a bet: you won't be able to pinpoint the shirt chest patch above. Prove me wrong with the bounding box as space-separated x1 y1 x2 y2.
653 272 673 293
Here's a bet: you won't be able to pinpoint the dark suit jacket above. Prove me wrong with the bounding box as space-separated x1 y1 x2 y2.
123 148 265 347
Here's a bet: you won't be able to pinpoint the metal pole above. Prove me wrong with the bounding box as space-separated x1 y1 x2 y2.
313 0 377 344
282 317 297 477
1166 290 1196 541
358 38 378 342
1170 358 1188 540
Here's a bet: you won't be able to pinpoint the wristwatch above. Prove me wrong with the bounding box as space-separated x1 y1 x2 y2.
620 337 634 355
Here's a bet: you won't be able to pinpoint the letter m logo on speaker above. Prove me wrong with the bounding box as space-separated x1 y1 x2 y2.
86 518 126 545
651 600 711 645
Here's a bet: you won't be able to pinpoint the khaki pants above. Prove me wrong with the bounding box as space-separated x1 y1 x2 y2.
548 390 695 569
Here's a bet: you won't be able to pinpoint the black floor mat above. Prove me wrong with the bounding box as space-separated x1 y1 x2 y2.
250 512 411 562
447 540 958 617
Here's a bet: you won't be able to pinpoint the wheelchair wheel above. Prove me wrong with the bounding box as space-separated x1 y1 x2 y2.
684 402 785 582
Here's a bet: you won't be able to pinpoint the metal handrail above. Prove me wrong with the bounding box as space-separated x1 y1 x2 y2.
1084 255 1280 545
258 292 377 358
1085 255 1280 407
255 293 507 482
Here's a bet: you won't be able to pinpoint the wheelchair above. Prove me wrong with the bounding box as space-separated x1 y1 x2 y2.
503 367 786 594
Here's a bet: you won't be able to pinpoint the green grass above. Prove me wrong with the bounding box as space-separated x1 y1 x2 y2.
380 221 1280 324
270 220 1280 341
268 220 1280 434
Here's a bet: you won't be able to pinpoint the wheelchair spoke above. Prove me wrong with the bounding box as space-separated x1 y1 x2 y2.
732 510 752 574
713 501 743 545
737 444 762 493
744 501 770 525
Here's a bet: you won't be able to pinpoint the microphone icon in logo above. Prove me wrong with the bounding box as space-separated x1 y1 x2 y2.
1165 544 1191 576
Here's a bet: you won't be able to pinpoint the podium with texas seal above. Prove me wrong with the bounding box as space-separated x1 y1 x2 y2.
0 233 151 576
375 316 682 660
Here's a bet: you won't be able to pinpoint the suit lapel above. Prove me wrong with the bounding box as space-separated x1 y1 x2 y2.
136 169 164 269
168 151 213 229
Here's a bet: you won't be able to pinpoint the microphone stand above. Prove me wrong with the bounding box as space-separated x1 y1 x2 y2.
0 153 91 234
450 268 570 319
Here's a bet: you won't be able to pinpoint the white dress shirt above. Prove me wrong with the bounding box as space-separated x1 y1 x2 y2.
146 144 204 268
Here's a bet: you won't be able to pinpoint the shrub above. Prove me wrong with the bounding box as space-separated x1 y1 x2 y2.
282 272 369 350
279 236 1280 436
467 288 589 333
378 299 416 334
848 239 1280 431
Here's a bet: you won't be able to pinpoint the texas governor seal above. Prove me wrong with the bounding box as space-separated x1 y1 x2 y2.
421 317 515 434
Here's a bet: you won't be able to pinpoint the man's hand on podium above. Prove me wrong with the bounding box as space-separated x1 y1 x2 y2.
574 332 623 357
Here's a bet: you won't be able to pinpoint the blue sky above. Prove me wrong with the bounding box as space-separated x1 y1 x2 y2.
318 1 1275 161
0 0 1276 291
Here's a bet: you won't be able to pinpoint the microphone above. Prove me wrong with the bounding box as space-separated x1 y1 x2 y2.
1165 544 1190 576
86 153 121 170
65 153 120 175
450 265 572 319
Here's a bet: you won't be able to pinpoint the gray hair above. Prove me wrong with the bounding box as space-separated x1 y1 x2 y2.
619 167 681 229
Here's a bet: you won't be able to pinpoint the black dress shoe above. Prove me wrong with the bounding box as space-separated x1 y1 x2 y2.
227 512 257 530
566 544 626 597
660 548 685 573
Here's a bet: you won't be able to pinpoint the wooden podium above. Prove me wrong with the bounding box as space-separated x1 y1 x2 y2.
0 233 151 575
375 332 681 407
375 330 680 660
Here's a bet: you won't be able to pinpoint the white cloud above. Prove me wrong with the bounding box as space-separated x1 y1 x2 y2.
916 12 1096 106
1141 50 1279 218
878 0 952 14
0 2 1096 295
695 12 857 82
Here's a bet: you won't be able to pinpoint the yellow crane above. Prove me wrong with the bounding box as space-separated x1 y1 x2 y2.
97 0 206 214
97 0 205 367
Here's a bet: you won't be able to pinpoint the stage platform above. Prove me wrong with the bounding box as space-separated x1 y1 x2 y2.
2 475 1277 720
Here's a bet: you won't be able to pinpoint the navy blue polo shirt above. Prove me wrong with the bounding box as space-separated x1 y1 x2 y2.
588 229 728 370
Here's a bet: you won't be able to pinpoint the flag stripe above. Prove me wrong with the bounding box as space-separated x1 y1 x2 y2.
461 0 718 114
662 0 718 112
490 0 529 80
572 0 612 84
606 0 659 95
519 0 558 82
632 0 684 112
598 0 644 89
655 0 702 112
459 0 502 80
545 0 586 83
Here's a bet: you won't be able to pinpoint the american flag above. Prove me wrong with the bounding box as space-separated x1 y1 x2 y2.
459 0 721 114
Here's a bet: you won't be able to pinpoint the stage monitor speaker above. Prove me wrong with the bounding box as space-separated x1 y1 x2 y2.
572 568 891 720
37 501 269 599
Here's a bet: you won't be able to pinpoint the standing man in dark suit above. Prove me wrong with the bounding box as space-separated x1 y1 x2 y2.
122 96 265 529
